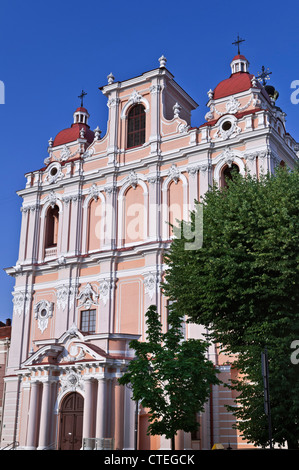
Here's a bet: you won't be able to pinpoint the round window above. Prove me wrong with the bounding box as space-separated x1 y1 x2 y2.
50 167 58 176
222 121 232 131
40 309 47 317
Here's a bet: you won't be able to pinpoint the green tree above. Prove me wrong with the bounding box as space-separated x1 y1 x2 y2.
162 166 299 449
118 304 219 450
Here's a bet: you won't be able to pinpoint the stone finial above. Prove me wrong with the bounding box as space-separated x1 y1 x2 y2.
159 55 167 68
107 73 114 85
94 126 101 140
48 137 53 148
173 102 181 118
207 89 214 100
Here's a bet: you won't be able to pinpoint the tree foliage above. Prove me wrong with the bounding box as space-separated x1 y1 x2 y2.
118 304 219 449
162 166 299 448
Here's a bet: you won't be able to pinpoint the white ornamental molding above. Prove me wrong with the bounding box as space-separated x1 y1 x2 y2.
215 119 242 141
127 170 138 189
220 147 235 167
177 123 190 134
149 85 161 95
60 344 86 363
94 126 102 140
168 164 181 184
12 291 31 317
88 183 99 201
21 203 41 213
207 89 214 100
187 164 200 177
173 102 181 118
45 163 64 185
98 279 114 306
107 97 120 108
206 96 254 122
56 285 75 311
48 190 57 208
60 145 79 162
146 173 161 185
57 256 66 266
59 370 84 394
82 146 95 160
244 149 271 161
130 89 142 104
77 283 98 309
143 272 158 301
62 193 82 204
225 96 241 114
104 183 117 197
34 300 54 334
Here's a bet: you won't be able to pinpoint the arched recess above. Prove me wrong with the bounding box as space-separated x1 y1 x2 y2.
58 392 84 451
87 198 104 252
120 95 150 121
39 198 63 260
213 152 245 187
82 190 106 254
118 178 148 247
45 205 59 248
168 179 184 237
124 185 146 245
161 172 188 240
220 163 240 188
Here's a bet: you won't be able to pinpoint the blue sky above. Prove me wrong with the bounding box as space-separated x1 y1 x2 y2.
0 0 299 323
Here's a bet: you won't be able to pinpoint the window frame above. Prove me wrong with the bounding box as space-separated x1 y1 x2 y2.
126 104 146 149
45 204 59 248
80 309 97 334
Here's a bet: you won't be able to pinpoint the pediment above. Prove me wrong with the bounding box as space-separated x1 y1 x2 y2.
22 323 108 367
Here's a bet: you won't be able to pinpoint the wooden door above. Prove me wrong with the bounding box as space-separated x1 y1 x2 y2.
59 393 84 450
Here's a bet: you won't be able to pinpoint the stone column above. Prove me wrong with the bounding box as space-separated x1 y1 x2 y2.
37 380 53 449
107 91 120 165
25 203 41 264
18 208 29 263
187 165 200 211
60 197 71 254
114 376 124 450
26 381 41 450
82 377 96 448
95 377 107 438
199 163 212 200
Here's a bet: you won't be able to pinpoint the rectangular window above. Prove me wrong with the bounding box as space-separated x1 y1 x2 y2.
80 309 96 334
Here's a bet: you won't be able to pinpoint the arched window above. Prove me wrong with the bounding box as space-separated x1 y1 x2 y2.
221 163 240 188
127 104 146 149
45 205 59 248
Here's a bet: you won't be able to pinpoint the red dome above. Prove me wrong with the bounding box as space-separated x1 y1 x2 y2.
53 123 94 147
231 54 247 61
74 106 88 114
213 72 260 100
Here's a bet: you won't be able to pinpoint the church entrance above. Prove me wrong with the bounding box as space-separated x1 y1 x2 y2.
58 392 84 450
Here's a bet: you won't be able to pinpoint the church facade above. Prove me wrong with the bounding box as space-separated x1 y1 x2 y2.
1 53 298 450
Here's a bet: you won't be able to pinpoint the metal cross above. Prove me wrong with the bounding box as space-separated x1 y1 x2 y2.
257 66 272 87
232 34 245 55
78 90 87 107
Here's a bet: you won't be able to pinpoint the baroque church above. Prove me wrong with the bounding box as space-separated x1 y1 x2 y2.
1 50 297 450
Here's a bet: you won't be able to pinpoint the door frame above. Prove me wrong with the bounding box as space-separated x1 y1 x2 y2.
58 392 84 450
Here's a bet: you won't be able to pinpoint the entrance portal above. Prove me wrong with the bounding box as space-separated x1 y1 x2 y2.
59 392 84 450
